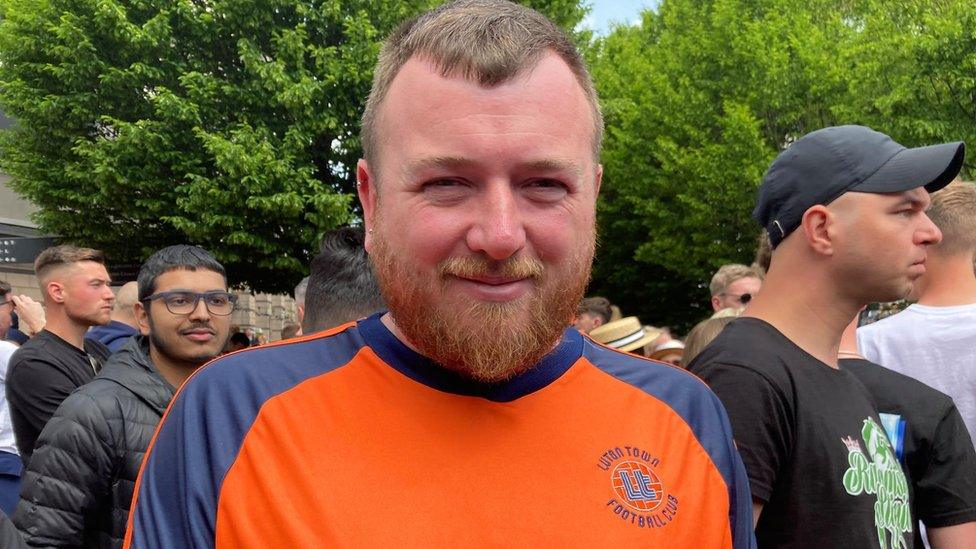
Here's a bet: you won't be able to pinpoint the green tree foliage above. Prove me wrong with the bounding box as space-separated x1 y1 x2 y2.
589 0 974 331
0 0 586 292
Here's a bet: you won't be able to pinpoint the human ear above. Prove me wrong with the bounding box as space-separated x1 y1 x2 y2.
134 301 152 336
357 159 378 253
801 205 834 256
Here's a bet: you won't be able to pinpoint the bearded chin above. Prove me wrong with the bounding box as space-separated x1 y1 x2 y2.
371 239 593 383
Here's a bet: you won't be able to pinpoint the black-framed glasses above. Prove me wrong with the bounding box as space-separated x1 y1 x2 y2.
0 299 13 308
142 291 238 316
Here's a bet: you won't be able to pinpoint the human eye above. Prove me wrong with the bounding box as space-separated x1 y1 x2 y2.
422 178 472 204
166 293 193 307
523 178 568 202
207 294 230 306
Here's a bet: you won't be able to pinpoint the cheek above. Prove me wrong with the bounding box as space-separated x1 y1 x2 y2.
385 209 467 265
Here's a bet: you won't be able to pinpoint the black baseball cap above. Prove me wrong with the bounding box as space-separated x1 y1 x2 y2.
754 125 965 247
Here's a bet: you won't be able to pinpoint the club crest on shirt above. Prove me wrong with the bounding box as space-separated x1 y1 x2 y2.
598 446 679 528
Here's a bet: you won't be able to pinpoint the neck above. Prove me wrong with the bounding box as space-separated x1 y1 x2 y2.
917 252 976 307
44 310 91 350
837 315 861 357
743 265 859 369
148 345 200 390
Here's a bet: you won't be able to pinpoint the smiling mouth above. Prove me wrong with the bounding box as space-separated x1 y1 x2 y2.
458 275 526 286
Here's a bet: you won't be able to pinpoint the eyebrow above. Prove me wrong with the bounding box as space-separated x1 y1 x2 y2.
894 191 929 209
406 156 584 178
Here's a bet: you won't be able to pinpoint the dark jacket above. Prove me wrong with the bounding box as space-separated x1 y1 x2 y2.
0 510 25 548
84 322 138 354
13 336 174 548
6 331 110 462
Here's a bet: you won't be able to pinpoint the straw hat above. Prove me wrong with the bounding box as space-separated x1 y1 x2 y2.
647 340 685 361
589 317 663 353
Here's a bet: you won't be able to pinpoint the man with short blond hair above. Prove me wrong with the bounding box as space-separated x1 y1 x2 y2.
709 264 763 312
6 245 114 462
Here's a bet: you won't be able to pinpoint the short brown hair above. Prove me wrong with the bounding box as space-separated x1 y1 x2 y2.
578 296 612 324
34 245 105 281
709 263 764 297
360 0 602 166
0 279 10 299
928 180 976 255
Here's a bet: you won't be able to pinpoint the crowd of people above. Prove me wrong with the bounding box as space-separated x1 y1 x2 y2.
0 0 973 547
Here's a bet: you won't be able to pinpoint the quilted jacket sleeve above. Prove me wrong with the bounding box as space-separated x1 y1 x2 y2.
12 391 118 547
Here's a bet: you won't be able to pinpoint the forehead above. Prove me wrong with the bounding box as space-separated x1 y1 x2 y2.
728 276 761 291
836 188 931 210
60 260 109 281
373 52 596 171
152 268 226 291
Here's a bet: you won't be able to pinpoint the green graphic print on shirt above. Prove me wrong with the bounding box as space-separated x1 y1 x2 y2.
842 417 912 549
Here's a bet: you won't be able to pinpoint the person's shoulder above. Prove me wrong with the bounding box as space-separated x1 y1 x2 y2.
689 318 795 378
7 334 59 374
179 322 367 400
842 358 953 410
582 339 725 417
46 379 122 427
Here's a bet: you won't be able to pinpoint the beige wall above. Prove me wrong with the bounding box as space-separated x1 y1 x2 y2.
231 292 298 342
0 267 42 301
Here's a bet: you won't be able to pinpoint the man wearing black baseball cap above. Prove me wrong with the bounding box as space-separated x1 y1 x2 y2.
688 125 964 548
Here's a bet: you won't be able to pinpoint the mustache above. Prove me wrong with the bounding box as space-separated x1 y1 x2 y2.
438 256 544 280
179 322 216 335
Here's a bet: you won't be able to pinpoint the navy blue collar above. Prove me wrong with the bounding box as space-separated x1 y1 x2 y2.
357 312 583 402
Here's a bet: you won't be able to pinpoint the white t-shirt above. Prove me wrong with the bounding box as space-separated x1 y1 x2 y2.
0 340 21 455
858 303 976 449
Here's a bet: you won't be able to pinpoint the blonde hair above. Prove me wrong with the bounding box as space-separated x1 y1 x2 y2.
360 0 602 166
928 180 976 255
683 316 736 366
709 263 764 297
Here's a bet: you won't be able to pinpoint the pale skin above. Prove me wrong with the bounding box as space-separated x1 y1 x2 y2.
711 275 762 312
41 261 115 350
11 294 46 335
357 53 601 356
747 188 941 524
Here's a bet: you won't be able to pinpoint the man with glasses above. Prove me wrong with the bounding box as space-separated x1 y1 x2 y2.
13 245 234 548
709 264 763 312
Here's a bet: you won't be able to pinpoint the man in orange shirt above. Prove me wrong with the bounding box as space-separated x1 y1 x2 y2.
126 2 755 547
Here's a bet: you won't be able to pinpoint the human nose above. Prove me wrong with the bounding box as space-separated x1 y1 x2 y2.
917 213 942 246
465 183 526 260
188 296 212 320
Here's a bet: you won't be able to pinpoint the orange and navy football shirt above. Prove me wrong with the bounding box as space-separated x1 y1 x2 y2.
126 314 755 548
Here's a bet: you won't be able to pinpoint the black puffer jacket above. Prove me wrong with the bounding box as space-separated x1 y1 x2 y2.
13 336 175 548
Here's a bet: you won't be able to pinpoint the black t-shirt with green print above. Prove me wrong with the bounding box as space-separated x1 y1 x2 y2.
688 318 913 549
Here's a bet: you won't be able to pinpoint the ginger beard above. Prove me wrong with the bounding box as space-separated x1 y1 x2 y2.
370 234 594 383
